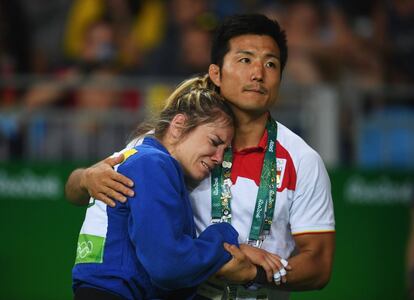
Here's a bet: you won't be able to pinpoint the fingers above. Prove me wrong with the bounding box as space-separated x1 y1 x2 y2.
261 255 281 282
223 243 244 259
280 259 290 283
110 172 135 191
223 242 232 252
238 244 291 286
257 254 290 284
102 186 128 203
86 157 135 204
104 153 125 167
274 259 290 285
95 193 116 208
247 250 284 282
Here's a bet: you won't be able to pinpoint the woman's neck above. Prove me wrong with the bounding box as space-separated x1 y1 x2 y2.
232 111 269 151
158 135 176 157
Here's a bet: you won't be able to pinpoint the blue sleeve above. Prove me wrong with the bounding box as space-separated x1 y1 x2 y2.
118 153 239 290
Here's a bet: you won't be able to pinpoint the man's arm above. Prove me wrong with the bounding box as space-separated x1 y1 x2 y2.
275 151 335 290
244 232 334 290
212 232 335 290
65 154 134 207
282 232 335 290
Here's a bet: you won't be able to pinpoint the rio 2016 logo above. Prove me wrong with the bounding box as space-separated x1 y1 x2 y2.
77 241 93 259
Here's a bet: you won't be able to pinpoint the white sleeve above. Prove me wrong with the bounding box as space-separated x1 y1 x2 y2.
289 150 335 234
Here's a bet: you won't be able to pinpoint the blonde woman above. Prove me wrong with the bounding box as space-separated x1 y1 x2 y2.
72 76 245 300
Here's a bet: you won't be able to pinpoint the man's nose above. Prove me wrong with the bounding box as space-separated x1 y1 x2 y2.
251 62 264 82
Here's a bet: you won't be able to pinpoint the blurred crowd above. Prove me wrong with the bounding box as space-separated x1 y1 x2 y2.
2 0 414 106
1 0 414 164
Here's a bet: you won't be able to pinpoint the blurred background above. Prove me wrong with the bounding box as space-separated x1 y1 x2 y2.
0 0 413 299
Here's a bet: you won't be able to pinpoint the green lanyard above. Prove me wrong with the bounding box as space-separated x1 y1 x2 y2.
211 117 278 246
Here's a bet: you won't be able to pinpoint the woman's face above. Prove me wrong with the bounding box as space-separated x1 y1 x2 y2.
173 117 233 181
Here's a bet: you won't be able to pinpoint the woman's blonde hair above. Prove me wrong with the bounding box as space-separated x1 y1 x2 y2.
132 74 234 140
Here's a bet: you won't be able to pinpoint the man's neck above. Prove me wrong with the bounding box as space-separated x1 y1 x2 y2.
233 111 269 151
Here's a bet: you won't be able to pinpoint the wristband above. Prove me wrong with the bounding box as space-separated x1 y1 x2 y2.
243 265 267 290
254 265 268 284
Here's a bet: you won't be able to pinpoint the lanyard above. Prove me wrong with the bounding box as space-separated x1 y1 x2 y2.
211 117 278 246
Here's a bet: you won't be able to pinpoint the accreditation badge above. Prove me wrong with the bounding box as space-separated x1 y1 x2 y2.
276 158 286 189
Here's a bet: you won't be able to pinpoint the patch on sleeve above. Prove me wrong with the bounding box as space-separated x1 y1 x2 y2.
75 233 106 264
122 149 138 162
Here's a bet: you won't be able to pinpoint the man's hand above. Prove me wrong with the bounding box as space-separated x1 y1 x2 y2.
215 243 257 284
80 154 135 207
240 244 292 283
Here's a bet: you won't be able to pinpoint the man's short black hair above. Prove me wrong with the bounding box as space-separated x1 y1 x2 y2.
211 14 288 74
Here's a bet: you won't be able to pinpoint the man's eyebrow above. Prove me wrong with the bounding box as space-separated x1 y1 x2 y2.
235 50 254 56
265 53 280 60
235 50 280 60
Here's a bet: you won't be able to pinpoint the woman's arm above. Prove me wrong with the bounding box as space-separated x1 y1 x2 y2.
122 153 239 290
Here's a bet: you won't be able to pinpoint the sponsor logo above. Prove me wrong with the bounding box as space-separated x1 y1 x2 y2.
0 170 61 200
213 177 219 196
75 234 105 264
268 140 275 153
77 241 93 259
344 175 413 205
255 198 265 218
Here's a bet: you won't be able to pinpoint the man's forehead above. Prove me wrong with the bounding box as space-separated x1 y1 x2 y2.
227 35 280 56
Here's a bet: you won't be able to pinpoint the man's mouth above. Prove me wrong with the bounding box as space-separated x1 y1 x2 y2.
243 85 267 94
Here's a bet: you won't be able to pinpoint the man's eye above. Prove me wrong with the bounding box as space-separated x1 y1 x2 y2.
266 61 277 68
239 58 250 63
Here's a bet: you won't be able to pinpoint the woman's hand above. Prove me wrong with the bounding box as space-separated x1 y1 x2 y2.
215 243 257 283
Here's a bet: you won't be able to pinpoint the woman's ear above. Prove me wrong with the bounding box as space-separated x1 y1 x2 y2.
170 113 187 139
208 64 221 87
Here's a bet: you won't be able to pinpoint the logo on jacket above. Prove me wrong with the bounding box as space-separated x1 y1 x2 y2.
77 241 94 259
276 158 286 189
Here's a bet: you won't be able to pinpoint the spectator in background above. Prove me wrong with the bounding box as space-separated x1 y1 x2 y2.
372 0 414 85
23 20 122 111
323 0 383 86
63 0 166 72
276 0 382 86
20 20 136 161
282 1 327 84
144 0 216 76
0 0 32 158
0 0 32 107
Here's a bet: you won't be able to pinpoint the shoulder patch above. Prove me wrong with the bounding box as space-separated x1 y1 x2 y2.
122 149 138 162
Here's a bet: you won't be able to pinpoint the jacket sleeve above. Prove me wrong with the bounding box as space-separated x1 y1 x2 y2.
118 153 239 290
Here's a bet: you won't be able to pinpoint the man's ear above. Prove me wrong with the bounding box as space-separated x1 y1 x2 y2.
208 64 221 87
170 113 187 139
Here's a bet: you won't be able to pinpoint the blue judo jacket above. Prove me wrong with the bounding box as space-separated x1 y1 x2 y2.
73 137 239 299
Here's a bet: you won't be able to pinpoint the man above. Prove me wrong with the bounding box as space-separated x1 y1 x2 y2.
66 14 335 299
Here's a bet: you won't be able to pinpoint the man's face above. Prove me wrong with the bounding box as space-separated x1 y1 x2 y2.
209 34 281 116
